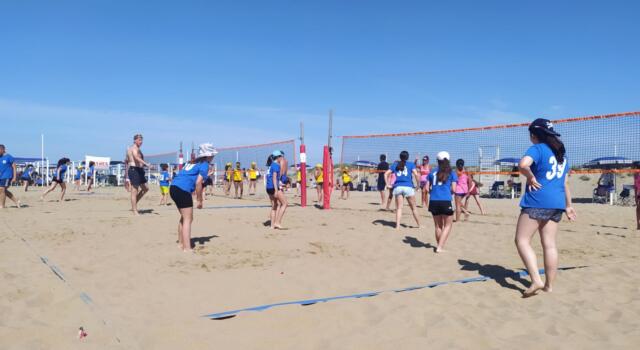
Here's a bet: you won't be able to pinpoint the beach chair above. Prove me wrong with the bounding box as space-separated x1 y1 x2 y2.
593 185 614 204
489 181 506 198
617 185 633 206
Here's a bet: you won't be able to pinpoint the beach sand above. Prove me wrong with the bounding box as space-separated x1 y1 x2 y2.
1 177 638 349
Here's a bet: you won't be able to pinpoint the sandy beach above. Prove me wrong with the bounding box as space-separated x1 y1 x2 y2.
1 177 638 350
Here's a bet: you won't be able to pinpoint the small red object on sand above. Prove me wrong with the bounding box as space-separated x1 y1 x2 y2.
78 327 88 339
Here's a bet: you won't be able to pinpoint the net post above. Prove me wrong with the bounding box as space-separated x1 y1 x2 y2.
322 145 331 209
300 122 307 208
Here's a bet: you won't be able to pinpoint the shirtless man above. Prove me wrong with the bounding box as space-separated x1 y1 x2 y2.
127 134 151 215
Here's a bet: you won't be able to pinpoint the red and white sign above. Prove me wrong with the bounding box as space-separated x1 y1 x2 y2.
84 155 111 169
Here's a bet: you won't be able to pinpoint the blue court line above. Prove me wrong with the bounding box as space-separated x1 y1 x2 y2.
202 266 586 319
202 205 272 210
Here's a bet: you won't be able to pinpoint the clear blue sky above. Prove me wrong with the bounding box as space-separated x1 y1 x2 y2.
1 0 638 164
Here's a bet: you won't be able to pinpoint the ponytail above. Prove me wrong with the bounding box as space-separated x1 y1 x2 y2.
397 150 409 172
266 155 273 167
437 159 452 183
532 130 566 163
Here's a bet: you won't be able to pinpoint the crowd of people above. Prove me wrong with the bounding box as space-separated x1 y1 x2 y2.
1 118 639 298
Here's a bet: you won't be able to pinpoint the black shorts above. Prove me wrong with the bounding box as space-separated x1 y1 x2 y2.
266 188 275 195
429 200 454 216
170 186 193 209
342 181 351 187
52 177 64 184
203 177 213 186
521 207 564 223
128 167 147 187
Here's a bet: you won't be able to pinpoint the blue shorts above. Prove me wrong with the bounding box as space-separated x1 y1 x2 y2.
393 186 415 197
0 178 11 187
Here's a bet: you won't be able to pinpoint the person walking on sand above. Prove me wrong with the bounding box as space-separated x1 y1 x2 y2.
376 154 390 208
454 159 472 222
384 151 421 229
21 164 35 192
0 144 21 208
516 119 576 298
170 143 217 252
419 156 431 208
127 134 151 215
428 151 457 253
41 158 71 202
464 172 485 215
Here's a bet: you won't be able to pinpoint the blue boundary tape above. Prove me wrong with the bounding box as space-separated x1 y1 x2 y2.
202 266 586 319
202 205 272 210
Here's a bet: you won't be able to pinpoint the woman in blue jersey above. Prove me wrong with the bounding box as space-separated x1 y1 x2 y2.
41 158 71 202
86 161 96 192
384 151 421 229
428 151 458 253
516 119 576 297
266 150 288 229
21 164 35 192
73 166 84 191
169 143 217 252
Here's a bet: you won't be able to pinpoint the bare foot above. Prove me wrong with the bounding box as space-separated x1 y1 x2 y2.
543 286 553 293
522 282 545 298
435 247 446 253
17 201 22 208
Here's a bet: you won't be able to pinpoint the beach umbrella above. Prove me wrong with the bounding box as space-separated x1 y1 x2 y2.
583 156 633 169
494 157 520 166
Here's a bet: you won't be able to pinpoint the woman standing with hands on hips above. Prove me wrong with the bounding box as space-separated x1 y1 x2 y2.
516 119 576 297
170 143 217 253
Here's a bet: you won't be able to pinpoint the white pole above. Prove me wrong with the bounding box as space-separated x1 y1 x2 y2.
41 134 44 187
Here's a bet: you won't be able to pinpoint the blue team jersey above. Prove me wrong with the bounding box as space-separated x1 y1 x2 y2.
159 171 170 186
266 162 281 190
172 162 209 193
390 161 416 188
87 165 95 177
429 168 458 201
0 154 14 179
74 170 83 180
58 164 68 179
22 167 34 179
520 143 568 210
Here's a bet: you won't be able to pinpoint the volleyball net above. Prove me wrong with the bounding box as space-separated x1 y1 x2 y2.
145 151 179 168
214 139 297 174
340 111 640 187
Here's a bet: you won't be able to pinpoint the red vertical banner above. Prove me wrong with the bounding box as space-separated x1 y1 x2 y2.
322 146 332 209
300 144 307 208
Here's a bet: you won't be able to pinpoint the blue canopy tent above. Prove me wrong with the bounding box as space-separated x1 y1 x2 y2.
583 156 634 169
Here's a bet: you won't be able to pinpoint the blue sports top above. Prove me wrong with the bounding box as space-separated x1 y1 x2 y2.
390 161 416 188
159 171 170 187
266 162 281 190
0 154 14 179
520 143 568 210
58 164 68 179
172 162 209 193
429 168 458 201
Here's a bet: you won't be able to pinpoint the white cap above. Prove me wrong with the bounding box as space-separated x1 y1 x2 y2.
197 143 218 158
436 151 450 161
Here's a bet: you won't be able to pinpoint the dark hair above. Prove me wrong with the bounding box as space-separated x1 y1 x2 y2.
529 128 566 163
133 134 143 141
380 154 386 162
455 158 464 170
89 161 95 167
266 155 274 166
437 159 452 183
161 164 169 170
57 158 70 167
397 151 409 172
